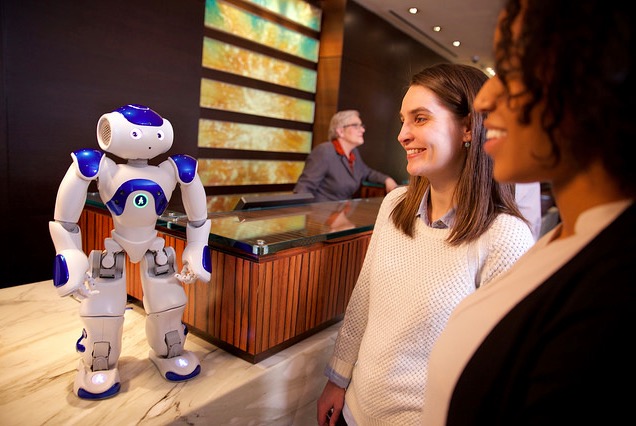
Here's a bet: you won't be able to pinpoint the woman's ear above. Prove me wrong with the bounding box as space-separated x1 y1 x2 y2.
461 116 472 142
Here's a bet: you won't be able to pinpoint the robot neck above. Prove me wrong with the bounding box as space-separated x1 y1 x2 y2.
127 159 149 167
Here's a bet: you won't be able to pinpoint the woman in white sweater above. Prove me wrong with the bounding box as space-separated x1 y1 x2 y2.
316 63 536 426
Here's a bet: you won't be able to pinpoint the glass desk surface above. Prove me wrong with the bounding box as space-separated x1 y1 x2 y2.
86 193 383 255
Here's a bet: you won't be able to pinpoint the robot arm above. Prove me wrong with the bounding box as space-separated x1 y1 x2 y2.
165 155 211 284
49 221 97 299
50 149 105 298
176 219 212 284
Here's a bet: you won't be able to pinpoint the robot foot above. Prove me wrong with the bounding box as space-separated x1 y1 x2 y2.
73 360 121 400
149 349 201 382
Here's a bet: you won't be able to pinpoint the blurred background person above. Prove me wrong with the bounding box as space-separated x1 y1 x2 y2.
294 110 398 202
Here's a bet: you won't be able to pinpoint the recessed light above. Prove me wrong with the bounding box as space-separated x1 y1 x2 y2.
408 7 418 14
432 26 441 32
452 41 461 47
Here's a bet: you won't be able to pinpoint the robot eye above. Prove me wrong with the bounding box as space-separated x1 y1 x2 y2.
130 128 143 139
156 130 165 140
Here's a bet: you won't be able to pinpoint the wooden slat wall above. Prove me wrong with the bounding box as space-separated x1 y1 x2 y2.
79 206 370 363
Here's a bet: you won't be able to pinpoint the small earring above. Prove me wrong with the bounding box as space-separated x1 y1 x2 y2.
464 141 471 148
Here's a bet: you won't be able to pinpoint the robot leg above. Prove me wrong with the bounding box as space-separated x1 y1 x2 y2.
141 245 201 381
73 248 127 399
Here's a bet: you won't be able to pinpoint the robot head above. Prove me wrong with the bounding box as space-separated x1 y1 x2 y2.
96 104 174 160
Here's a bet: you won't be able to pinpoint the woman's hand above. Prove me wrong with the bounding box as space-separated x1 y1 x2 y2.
317 380 346 426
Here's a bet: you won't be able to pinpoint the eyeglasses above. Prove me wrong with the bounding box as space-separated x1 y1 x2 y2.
342 123 366 130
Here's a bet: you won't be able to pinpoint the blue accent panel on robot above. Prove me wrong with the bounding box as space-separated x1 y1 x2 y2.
106 179 168 216
202 246 211 273
73 149 104 179
77 382 121 400
170 154 197 184
76 329 87 353
52 254 70 287
165 364 201 382
115 104 163 126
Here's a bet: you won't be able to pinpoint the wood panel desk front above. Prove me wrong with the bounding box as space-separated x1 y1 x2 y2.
80 196 382 363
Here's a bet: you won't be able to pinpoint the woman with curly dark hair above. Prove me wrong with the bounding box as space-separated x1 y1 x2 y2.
424 0 635 424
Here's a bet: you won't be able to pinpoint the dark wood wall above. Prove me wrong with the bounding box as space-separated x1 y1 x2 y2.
0 0 205 286
0 0 447 287
338 1 447 184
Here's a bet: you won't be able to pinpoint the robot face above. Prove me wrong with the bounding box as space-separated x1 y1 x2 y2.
96 104 174 160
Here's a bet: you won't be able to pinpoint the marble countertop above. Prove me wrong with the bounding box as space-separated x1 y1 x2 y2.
0 281 339 425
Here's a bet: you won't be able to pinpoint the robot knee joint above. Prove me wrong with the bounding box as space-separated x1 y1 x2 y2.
90 250 125 279
145 249 175 277
165 330 184 358
92 341 111 371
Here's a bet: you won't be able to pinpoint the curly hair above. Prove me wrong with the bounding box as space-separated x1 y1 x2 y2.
390 63 526 244
496 0 635 195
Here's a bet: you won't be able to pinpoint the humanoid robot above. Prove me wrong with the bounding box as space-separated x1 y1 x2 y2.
49 104 211 400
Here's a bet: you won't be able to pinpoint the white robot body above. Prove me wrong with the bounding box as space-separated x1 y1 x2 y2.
49 104 211 400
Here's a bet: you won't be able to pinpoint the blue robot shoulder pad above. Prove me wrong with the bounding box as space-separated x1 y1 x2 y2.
169 154 198 184
71 149 104 180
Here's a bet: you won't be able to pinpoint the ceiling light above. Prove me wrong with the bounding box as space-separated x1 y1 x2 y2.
452 41 461 47
432 26 441 32
408 7 418 14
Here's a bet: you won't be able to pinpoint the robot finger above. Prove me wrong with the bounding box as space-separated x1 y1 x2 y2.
75 274 100 300
174 264 196 284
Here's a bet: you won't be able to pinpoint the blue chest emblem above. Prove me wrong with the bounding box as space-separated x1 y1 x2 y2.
106 179 167 216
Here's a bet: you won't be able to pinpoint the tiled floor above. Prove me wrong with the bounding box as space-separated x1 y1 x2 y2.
0 280 339 425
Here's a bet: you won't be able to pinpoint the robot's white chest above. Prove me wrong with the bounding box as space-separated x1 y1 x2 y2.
98 164 177 228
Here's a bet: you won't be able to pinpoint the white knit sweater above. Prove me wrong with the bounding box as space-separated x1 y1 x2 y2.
325 186 535 426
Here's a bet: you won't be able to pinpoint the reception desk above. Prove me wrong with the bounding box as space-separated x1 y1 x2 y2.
80 195 383 363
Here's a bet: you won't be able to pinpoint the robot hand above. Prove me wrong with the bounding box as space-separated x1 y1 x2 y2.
50 221 99 299
177 242 211 284
71 273 100 300
52 247 100 299
175 262 198 285
175 220 211 284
